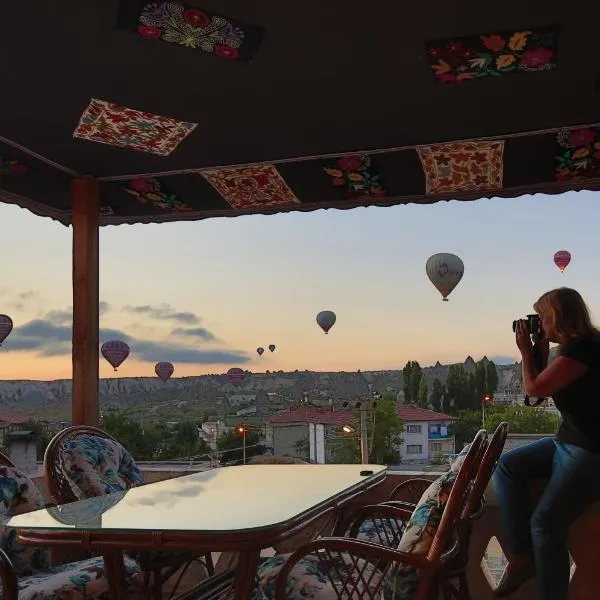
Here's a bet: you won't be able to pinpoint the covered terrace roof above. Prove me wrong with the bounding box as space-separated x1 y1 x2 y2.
1 1 600 226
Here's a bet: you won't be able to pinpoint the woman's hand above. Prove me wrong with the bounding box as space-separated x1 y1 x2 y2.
515 320 534 356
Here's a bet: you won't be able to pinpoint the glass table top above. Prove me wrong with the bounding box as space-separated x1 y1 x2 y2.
8 464 386 533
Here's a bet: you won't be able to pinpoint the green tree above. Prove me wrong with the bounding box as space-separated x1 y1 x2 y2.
329 398 404 464
474 361 487 397
217 429 264 465
402 361 422 404
486 361 499 394
452 405 560 448
430 378 446 413
417 375 428 408
23 420 53 461
294 436 309 460
102 410 160 460
445 365 469 413
161 421 208 460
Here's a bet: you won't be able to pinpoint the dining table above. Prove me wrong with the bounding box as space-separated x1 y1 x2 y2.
8 463 387 600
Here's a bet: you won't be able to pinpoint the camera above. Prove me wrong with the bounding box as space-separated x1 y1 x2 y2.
512 314 542 336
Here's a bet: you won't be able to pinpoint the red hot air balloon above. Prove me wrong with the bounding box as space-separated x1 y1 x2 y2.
227 368 246 384
553 250 571 273
155 362 174 382
101 341 130 371
257 347 264 356
0 315 13 346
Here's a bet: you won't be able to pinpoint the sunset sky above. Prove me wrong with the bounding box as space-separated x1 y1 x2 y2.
1 190 599 381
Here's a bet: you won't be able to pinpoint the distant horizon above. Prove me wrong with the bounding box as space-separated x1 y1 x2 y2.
0 354 519 383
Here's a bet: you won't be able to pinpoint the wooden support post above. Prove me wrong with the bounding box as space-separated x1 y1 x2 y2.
71 178 100 426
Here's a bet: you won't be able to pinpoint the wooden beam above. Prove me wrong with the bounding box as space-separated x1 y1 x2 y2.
71 178 100 426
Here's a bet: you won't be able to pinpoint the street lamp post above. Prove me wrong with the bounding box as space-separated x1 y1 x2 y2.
237 425 248 464
482 393 492 428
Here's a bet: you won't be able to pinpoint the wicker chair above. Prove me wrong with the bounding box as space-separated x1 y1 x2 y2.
44 425 214 599
0 459 140 600
255 430 487 600
0 453 16 468
348 423 508 600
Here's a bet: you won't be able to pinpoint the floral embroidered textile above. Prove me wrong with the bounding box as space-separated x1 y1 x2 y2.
201 165 300 210
555 127 600 181
73 98 197 156
323 155 386 198
426 27 558 84
0 155 28 175
123 177 193 212
119 1 265 62
417 141 504 195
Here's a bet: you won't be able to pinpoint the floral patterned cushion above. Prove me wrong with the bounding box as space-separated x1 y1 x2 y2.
256 552 383 600
9 554 141 600
59 435 144 500
0 466 51 577
355 516 405 547
382 469 459 600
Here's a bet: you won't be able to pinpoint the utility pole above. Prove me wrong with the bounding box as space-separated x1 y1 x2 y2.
359 403 369 464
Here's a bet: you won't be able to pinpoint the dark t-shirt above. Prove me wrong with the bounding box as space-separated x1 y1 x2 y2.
553 334 600 451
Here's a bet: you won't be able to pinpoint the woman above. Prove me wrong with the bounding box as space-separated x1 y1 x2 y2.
493 287 600 600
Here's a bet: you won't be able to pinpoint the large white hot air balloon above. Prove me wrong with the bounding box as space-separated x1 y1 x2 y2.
316 311 336 334
426 253 464 301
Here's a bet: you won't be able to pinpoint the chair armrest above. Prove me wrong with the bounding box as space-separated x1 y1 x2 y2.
389 478 433 503
0 548 19 600
346 504 413 539
274 537 430 600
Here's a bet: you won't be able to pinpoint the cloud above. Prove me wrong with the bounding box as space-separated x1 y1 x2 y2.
171 327 216 342
44 302 110 325
18 291 38 301
6 317 249 365
45 310 73 325
124 303 201 324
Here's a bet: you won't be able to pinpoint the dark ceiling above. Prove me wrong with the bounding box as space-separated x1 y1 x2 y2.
1 0 600 226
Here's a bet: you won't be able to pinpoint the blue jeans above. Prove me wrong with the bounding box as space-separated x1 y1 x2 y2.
492 437 600 600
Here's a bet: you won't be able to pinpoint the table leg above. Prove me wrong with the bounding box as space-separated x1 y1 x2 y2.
233 550 261 600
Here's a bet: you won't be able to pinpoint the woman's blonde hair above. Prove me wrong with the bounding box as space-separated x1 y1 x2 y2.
533 287 599 344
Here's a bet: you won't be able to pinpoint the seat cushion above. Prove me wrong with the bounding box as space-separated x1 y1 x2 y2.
59 435 144 499
11 554 140 600
0 466 51 577
256 552 383 600
381 468 459 599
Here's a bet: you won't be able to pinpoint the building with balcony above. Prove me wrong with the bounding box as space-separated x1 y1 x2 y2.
396 406 456 462
266 404 456 463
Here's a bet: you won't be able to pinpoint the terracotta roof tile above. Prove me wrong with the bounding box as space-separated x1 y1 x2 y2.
397 406 455 422
267 407 352 425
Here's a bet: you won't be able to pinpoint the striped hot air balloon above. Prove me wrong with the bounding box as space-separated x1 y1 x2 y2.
227 368 246 384
101 341 130 371
155 362 174 382
0 315 13 346
553 250 571 273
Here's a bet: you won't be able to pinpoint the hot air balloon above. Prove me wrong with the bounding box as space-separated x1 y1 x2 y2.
227 367 246 384
101 340 130 371
316 311 336 334
426 253 464 301
155 362 174 382
269 344 276 352
257 347 264 356
554 250 571 273
0 315 13 346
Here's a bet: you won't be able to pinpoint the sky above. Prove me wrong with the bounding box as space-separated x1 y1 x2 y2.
1 190 599 381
